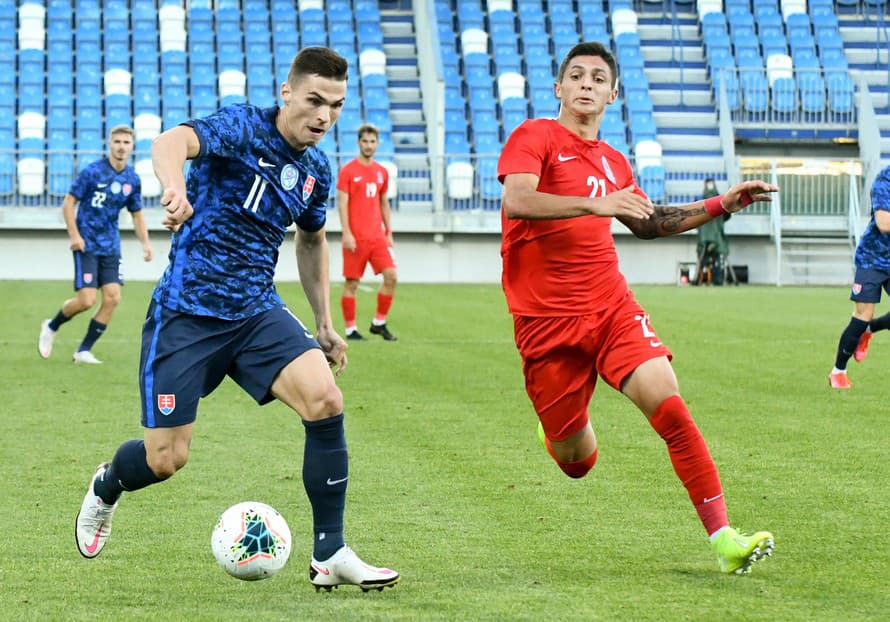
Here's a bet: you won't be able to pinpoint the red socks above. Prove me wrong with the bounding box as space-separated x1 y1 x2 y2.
374 293 393 322
341 296 356 330
543 435 598 479
649 395 728 535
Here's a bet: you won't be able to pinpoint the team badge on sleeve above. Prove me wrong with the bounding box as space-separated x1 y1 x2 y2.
302 175 316 201
158 394 176 416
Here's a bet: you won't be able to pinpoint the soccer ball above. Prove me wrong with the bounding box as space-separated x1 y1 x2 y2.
211 501 292 581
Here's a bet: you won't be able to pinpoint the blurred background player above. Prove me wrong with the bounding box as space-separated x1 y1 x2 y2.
829 164 890 389
498 41 778 574
336 124 398 341
73 48 399 592
38 125 153 364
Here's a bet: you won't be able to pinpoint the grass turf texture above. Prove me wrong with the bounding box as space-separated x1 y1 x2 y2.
2 280 888 621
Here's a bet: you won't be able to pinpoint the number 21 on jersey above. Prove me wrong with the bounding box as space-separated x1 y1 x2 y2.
587 176 607 198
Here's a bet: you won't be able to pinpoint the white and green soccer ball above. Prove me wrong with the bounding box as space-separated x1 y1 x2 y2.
211 501 291 581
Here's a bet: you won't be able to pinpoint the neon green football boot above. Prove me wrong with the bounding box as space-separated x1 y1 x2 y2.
711 527 774 574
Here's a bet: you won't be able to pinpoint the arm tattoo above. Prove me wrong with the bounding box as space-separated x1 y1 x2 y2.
653 204 706 235
620 203 708 239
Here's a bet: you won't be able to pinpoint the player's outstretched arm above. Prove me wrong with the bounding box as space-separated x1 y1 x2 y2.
618 180 779 239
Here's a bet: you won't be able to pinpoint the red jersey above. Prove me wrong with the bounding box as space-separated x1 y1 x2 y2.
498 118 648 317
337 159 389 240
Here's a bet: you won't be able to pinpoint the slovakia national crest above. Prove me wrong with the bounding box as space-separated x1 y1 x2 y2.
280 164 299 191
302 175 316 201
852 283 862 295
158 394 176 416
83 272 94 284
122 183 133 196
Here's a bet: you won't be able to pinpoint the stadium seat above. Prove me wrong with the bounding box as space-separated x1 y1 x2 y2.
135 158 162 198
461 29 488 55
17 156 45 196
18 111 46 140
497 73 526 102
48 152 74 196
18 3 46 50
445 160 473 205
134 112 162 143
611 8 638 36
104 69 132 96
359 48 386 77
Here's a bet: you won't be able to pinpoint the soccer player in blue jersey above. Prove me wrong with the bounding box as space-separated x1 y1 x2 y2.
74 48 400 592
38 125 153 364
829 164 890 389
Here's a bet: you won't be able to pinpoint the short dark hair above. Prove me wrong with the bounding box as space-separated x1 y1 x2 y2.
556 42 618 88
357 124 379 140
288 47 349 84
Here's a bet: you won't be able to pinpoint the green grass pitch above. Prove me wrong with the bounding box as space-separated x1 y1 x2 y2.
2 280 888 621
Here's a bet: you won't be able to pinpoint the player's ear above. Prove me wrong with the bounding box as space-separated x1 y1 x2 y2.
280 82 291 106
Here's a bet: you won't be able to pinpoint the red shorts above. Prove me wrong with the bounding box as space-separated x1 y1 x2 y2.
342 237 396 280
513 290 672 441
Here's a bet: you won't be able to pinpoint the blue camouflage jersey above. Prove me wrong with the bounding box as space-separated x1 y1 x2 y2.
152 104 331 320
855 165 890 272
70 158 142 255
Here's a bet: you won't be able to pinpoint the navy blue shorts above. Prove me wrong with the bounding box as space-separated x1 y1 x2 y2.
73 251 122 290
850 267 890 303
139 300 321 428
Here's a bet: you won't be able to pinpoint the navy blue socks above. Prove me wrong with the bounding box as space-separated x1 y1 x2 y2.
93 439 164 505
302 414 348 561
48 310 70 332
78 318 107 352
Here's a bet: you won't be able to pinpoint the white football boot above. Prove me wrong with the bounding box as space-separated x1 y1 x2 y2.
73 350 103 364
38 319 55 359
75 464 118 558
309 545 400 592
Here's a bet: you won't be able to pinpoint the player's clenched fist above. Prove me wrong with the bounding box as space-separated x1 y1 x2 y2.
160 187 194 231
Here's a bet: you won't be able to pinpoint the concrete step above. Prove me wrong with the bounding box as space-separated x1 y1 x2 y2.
388 85 421 103
654 109 717 128
659 133 721 151
650 88 713 107
383 42 416 59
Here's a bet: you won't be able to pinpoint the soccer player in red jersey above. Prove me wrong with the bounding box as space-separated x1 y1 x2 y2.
498 41 779 574
337 124 398 341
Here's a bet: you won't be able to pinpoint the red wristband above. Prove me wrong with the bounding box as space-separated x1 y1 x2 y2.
705 195 728 217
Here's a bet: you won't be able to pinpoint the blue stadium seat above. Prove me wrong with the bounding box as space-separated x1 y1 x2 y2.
18 84 44 114
133 86 160 115
826 73 854 113
771 77 798 113
48 152 75 195
639 165 665 202
741 73 769 112
799 73 826 113
357 22 383 49
445 131 470 154
445 86 465 112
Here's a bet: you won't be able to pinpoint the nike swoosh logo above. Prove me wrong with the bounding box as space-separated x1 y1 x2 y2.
557 154 577 162
258 157 276 168
649 339 662 347
703 494 724 503
326 476 348 486
97 183 108 188
84 530 102 554
353 176 362 182
312 563 331 575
